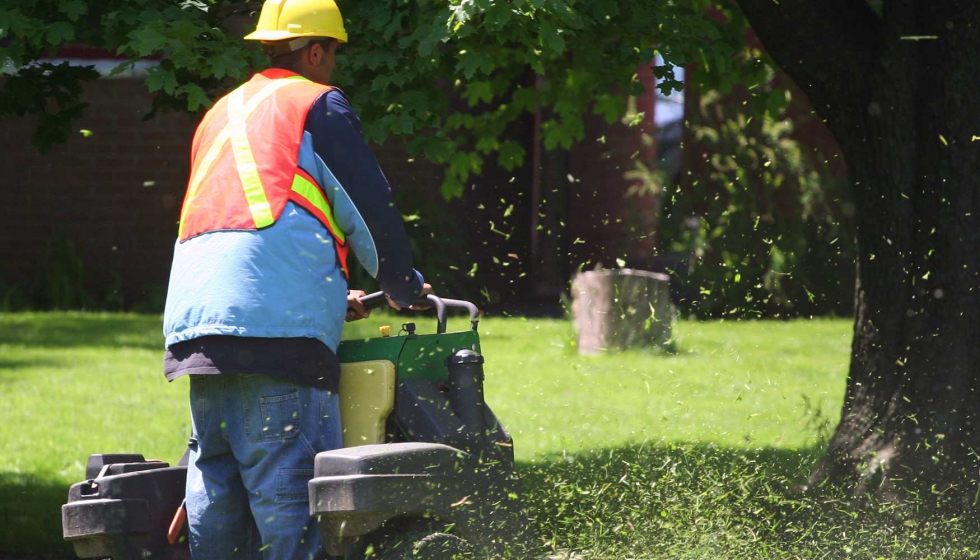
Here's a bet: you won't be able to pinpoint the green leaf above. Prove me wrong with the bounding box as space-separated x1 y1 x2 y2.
407 136 453 163
475 136 499 155
175 83 212 112
210 49 247 81
456 50 492 80
462 81 494 107
45 22 75 45
0 9 31 39
593 93 625 124
441 172 465 199
511 86 539 112
127 27 169 57
57 0 87 21
498 141 526 170
539 19 565 55
145 67 178 95
446 113 476 131
449 151 482 176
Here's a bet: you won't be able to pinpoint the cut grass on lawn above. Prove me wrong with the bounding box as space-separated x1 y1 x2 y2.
2 312 978 558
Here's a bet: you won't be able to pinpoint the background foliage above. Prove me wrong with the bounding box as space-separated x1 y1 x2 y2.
657 63 855 318
0 0 854 315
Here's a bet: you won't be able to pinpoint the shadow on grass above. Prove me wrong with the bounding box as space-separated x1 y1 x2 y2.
7 441 980 559
517 442 980 559
0 357 63 371
0 472 73 558
0 314 162 352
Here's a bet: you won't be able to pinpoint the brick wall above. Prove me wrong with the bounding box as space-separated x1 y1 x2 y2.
566 64 661 271
0 78 196 308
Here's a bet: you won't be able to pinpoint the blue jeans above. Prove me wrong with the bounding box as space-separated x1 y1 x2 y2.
185 374 342 560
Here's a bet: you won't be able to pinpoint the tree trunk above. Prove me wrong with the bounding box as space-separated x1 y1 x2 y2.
811 6 980 503
735 0 980 503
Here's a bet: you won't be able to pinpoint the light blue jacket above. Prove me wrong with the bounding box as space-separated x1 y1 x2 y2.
164 90 423 352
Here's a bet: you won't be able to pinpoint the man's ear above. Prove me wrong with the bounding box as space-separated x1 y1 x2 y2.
307 43 323 66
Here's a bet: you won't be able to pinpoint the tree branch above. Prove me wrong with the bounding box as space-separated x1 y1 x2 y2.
734 0 881 133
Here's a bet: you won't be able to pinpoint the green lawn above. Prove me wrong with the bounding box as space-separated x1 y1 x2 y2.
2 312 976 558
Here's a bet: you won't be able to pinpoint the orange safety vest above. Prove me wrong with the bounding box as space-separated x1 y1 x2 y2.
177 69 349 276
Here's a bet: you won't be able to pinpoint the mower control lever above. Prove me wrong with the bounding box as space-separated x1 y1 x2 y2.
355 291 480 334
430 296 480 333
355 291 427 311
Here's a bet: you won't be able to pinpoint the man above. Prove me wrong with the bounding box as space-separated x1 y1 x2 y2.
162 0 430 557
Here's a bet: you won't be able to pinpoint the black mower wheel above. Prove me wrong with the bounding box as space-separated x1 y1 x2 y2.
368 529 476 560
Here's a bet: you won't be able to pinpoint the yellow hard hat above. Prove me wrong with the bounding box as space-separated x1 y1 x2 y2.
244 0 348 44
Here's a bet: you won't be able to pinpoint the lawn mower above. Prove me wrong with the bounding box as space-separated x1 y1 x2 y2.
61 293 535 559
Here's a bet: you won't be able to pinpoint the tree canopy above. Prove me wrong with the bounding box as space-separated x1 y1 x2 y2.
0 0 762 196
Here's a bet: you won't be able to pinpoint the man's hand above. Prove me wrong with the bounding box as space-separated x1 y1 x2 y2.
386 283 434 311
346 290 370 322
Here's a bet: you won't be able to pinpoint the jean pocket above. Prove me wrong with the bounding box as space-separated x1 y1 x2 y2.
275 468 313 502
244 386 302 443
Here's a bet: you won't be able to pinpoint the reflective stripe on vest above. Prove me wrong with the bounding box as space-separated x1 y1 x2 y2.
178 70 349 277
290 172 346 244
289 168 350 277
227 84 276 228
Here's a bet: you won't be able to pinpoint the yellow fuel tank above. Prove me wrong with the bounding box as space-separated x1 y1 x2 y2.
338 360 396 447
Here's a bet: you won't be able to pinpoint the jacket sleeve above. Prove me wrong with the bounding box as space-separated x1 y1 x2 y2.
305 89 424 307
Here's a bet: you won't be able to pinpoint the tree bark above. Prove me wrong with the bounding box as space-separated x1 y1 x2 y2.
735 0 980 503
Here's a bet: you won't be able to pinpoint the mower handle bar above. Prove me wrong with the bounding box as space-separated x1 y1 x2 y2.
357 291 480 334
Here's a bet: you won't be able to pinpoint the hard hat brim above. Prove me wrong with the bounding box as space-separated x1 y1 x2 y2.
244 29 348 43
